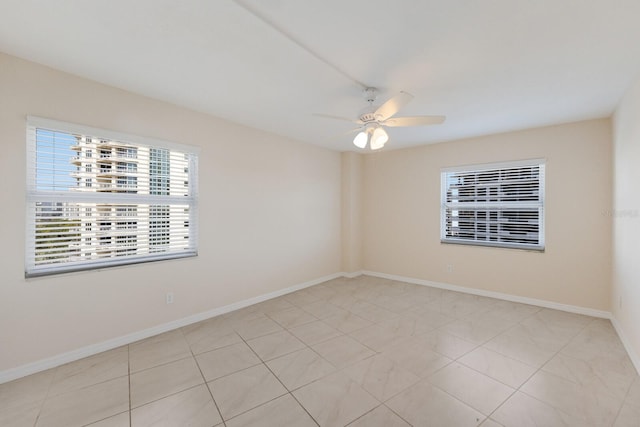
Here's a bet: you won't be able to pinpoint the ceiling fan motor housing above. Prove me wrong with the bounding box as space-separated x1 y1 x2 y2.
359 112 379 123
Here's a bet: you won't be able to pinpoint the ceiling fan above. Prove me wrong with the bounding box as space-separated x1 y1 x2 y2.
318 87 446 150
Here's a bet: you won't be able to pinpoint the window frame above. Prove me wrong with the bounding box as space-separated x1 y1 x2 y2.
25 116 199 277
440 159 545 251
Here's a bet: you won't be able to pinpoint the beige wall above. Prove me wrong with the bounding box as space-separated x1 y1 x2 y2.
612 74 640 365
363 119 612 311
341 152 363 273
0 52 342 372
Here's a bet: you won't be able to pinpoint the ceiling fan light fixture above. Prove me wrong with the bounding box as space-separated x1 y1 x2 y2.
353 131 368 148
370 126 388 150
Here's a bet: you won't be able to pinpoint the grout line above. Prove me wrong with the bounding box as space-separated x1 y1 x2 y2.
185 327 226 426
236 328 321 426
127 344 132 427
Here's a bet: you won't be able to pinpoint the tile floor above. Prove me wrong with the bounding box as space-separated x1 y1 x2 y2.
1 275 639 426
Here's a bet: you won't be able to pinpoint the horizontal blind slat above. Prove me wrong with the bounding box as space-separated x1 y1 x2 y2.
26 118 199 277
441 161 545 250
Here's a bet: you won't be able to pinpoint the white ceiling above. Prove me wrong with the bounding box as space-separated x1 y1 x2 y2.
1 0 639 151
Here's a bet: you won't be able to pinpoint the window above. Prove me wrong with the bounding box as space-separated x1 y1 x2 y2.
26 116 199 277
441 160 545 250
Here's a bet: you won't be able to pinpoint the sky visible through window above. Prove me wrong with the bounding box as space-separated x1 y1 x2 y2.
36 129 77 191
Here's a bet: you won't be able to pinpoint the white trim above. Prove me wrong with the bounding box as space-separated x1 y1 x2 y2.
441 158 546 173
27 115 200 154
0 272 343 384
362 270 611 319
342 270 364 278
610 317 640 376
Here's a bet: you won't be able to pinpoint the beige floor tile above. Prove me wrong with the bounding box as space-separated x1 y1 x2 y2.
483 325 562 368
322 311 372 333
300 300 348 319
289 320 343 345
233 316 284 340
381 339 452 378
130 357 203 408
86 412 130 426
404 305 457 329
247 330 306 361
131 384 221 427
481 300 540 323
376 314 440 336
224 305 266 323
349 323 409 352
479 419 504 427
225 394 316 427
37 376 129 427
129 329 192 372
519 314 585 344
284 289 324 306
0 399 42 427
542 352 636 400
252 297 296 314
614 402 640 427
427 362 515 416
195 342 260 381
49 346 128 397
441 314 512 344
208 364 287 420
427 294 493 319
293 372 379 427
349 301 399 323
182 317 242 355
266 348 336 391
342 354 420 401
312 335 375 369
491 391 589 427
0 368 54 409
626 376 640 408
521 370 624 426
386 379 484 427
304 284 337 301
535 309 593 331
347 405 410 426
415 330 478 359
562 321 633 365
327 293 362 309
458 347 537 388
367 294 420 314
267 307 317 328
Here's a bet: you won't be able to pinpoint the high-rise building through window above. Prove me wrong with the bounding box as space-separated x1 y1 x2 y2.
26 117 198 277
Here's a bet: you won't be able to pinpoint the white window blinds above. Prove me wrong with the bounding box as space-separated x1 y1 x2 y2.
26 116 199 277
441 160 545 250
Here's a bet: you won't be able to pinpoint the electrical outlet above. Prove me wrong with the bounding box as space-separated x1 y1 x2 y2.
446 264 454 273
166 292 174 304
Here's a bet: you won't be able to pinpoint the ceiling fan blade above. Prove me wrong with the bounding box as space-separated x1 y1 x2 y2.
384 115 446 127
324 127 362 143
313 113 362 125
374 91 414 121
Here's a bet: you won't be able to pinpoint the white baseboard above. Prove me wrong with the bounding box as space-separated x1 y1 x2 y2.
342 270 364 279
610 317 640 376
362 270 612 319
363 270 640 376
4 270 634 383
0 272 344 385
